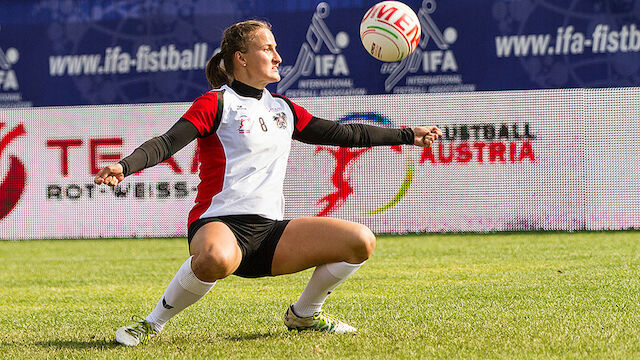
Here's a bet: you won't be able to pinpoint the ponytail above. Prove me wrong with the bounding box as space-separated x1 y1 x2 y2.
206 51 230 88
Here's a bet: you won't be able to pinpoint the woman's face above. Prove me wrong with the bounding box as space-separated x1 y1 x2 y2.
238 28 282 88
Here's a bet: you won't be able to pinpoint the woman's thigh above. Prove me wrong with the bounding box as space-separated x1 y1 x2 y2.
271 217 376 276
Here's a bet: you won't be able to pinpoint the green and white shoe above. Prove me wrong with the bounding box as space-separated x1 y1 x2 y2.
114 318 158 346
284 305 357 334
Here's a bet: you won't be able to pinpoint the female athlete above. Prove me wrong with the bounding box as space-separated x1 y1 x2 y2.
94 20 441 346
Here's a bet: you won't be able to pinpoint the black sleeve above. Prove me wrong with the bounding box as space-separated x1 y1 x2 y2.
293 116 414 147
118 118 199 177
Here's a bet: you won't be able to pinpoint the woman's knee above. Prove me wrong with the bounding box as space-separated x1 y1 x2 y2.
191 248 239 281
189 222 241 281
349 225 376 262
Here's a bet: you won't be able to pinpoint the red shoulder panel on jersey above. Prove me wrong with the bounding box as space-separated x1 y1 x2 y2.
182 91 221 136
271 94 312 132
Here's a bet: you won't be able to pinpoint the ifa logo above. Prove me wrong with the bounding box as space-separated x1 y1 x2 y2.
381 0 462 92
0 25 20 92
0 122 27 220
277 2 352 94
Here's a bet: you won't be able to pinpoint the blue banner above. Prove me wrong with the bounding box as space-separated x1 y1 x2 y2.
1 0 639 107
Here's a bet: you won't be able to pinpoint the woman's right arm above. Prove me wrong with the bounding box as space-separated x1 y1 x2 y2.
94 118 199 186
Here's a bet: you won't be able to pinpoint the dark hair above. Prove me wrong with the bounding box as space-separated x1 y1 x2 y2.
206 20 272 88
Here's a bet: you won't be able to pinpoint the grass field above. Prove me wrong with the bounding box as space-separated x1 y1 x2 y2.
1 231 640 359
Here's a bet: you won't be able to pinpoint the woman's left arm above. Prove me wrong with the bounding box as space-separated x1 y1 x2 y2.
293 116 441 148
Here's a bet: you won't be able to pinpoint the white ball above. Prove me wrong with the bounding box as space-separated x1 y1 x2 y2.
360 1 421 62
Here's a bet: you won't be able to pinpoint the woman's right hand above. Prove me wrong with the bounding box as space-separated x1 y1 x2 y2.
412 126 442 148
94 163 125 186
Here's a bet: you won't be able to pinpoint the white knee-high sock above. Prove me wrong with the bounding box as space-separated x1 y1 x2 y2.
292 261 363 318
145 256 215 331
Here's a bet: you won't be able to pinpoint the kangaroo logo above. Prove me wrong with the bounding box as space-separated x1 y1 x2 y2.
314 113 414 216
0 122 27 220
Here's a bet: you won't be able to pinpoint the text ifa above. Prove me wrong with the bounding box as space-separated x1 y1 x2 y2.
0 69 18 90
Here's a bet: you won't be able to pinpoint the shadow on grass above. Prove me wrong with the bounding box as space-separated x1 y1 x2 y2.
36 339 120 350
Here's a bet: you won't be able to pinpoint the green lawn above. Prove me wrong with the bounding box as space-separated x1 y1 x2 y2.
1 231 640 359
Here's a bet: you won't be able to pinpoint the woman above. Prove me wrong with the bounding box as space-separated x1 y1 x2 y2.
95 20 441 346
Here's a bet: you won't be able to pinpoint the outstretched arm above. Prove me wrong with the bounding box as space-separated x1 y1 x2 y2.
293 116 441 148
94 119 199 186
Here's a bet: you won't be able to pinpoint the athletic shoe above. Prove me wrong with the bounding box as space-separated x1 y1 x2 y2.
114 318 158 346
284 305 357 334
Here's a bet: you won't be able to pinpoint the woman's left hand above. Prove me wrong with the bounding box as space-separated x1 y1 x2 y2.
413 126 442 148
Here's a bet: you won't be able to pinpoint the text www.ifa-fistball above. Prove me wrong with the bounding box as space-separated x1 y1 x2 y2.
360 1 421 62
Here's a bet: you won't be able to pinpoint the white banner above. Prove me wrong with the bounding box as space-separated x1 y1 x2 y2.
584 88 640 229
0 88 638 239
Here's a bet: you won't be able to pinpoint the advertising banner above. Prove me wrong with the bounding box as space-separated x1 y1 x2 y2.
0 0 639 107
287 90 585 233
3 88 637 239
0 103 200 239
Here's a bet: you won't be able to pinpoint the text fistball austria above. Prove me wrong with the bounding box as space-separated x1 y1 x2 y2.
360 1 421 62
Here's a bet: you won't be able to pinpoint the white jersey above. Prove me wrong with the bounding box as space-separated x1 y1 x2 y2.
182 84 312 225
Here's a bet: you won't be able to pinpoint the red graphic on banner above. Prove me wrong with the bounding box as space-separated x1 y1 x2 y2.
314 146 371 216
0 123 27 220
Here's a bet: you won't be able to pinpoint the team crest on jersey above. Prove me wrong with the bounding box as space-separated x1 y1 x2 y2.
272 112 287 129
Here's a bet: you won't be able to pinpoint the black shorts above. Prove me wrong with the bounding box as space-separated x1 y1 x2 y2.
187 215 290 278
